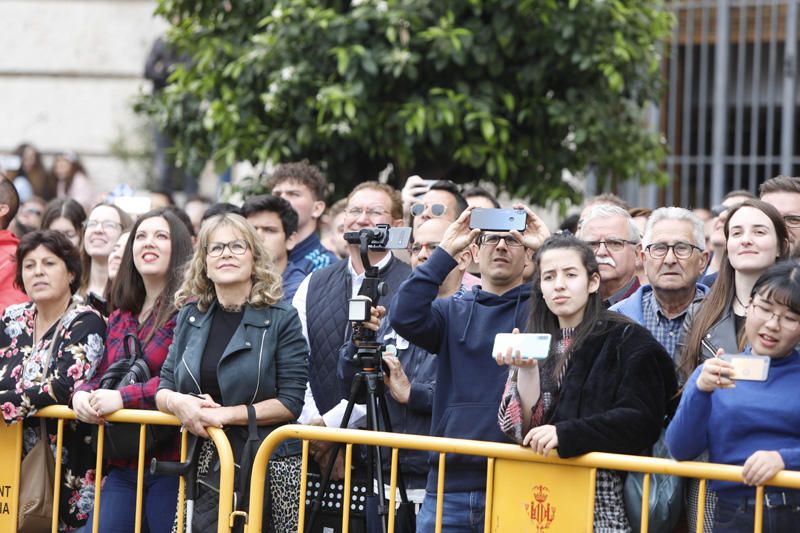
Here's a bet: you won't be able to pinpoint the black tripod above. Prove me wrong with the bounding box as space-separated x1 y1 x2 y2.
306 230 412 533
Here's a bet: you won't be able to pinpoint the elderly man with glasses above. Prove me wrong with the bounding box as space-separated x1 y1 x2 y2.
577 203 642 307
611 207 710 362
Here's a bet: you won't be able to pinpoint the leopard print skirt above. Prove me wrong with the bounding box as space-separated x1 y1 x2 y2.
172 439 301 533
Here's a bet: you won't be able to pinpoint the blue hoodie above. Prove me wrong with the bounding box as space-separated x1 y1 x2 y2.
391 247 531 493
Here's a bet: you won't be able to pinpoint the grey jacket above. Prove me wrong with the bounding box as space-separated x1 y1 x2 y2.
159 300 309 450
678 300 739 369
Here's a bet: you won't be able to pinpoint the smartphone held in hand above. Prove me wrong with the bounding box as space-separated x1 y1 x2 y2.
493 333 551 360
469 208 526 232
720 353 770 381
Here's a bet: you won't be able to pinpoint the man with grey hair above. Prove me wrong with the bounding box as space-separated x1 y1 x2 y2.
611 207 709 361
577 203 641 306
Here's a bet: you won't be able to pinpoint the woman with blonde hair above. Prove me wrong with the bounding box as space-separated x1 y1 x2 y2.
156 213 308 532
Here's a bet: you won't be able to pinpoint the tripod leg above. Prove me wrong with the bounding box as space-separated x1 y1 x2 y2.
363 373 390 533
305 374 364 533
377 391 412 506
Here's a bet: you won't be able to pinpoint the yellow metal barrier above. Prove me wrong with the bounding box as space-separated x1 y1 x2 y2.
0 406 236 533
245 425 800 533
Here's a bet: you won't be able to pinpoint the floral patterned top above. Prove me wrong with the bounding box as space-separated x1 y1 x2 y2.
0 300 106 531
0 301 106 422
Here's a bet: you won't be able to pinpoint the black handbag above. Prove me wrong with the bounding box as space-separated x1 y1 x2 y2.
190 405 261 533
92 334 177 460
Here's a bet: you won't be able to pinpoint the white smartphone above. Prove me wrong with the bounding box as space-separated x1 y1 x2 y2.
720 353 770 381
492 333 551 360
114 195 152 216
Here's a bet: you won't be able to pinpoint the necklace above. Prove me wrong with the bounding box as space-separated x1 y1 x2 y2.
734 293 750 310
219 302 245 313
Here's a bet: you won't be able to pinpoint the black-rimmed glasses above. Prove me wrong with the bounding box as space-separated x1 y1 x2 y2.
645 242 701 259
207 240 249 257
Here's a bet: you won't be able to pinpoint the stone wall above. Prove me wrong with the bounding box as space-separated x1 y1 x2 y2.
0 0 167 193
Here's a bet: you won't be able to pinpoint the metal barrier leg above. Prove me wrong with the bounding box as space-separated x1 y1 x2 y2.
435 452 445 533
696 479 707 533
754 485 764 533
177 430 188 533
342 444 353 533
388 448 399 533
484 458 494 533
92 424 105 533
135 424 146 533
51 419 64 533
640 472 651 533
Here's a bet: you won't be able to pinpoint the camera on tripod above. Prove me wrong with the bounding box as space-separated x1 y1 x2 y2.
344 224 411 346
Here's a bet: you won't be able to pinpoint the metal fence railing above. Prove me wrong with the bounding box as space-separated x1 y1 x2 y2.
246 425 800 533
0 406 235 533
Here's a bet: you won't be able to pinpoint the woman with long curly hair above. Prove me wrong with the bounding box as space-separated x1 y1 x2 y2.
156 213 308 532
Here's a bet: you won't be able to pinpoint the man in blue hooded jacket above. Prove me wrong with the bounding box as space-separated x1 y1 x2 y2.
391 205 549 532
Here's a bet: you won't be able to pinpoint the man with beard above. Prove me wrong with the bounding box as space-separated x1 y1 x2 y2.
611 207 710 361
577 204 641 307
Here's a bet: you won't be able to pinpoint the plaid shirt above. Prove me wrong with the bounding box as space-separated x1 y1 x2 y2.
641 288 702 361
79 309 177 409
77 308 179 466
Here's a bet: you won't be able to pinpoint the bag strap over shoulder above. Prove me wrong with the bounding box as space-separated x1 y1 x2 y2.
123 333 144 361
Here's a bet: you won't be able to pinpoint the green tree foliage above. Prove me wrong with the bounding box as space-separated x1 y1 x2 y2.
139 0 673 203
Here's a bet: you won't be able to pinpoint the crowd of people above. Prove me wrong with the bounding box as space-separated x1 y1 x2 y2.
1 155 800 533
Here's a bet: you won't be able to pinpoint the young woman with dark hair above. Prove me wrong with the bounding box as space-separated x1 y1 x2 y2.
71 208 194 533
0 230 106 530
678 199 790 382
496 234 677 532
41 197 87 250
676 199 790 532
668 260 800 532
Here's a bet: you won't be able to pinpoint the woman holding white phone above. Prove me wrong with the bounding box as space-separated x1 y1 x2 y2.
496 233 677 532
666 260 800 532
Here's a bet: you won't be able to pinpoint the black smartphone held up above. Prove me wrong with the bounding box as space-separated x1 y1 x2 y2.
469 208 526 232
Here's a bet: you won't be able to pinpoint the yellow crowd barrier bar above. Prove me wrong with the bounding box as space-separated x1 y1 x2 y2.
297 440 309 533
754 485 765 533
435 452 445 533
342 444 353 532
696 478 707 533
135 423 147 533
483 457 494 533
640 472 651 533
93 422 104 533
177 429 188 533
245 425 800 533
18 406 236 533
387 448 399 532
51 418 64 532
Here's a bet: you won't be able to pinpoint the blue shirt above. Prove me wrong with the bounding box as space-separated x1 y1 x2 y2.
641 288 703 361
288 233 338 275
282 260 311 303
666 350 800 501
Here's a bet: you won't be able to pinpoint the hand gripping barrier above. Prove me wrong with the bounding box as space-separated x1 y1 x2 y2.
244 425 800 533
0 405 235 533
